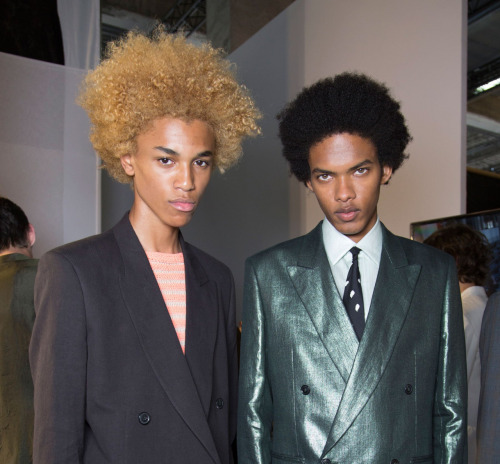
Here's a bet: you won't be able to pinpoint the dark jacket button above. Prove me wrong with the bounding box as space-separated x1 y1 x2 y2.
216 398 224 409
390 459 399 464
320 459 331 464
138 412 150 425
405 384 413 395
301 385 310 395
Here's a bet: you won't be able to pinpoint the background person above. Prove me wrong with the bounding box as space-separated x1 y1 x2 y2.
0 197 37 464
424 223 492 463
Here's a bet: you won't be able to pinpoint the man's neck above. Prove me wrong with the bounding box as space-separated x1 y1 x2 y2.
0 246 33 258
459 281 475 294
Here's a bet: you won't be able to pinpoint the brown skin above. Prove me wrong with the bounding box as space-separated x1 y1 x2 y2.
120 117 215 254
306 133 392 243
459 282 475 294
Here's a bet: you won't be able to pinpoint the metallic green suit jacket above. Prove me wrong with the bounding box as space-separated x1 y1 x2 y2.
238 222 467 464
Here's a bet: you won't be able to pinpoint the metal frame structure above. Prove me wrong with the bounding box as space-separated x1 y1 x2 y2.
468 0 500 98
162 0 206 37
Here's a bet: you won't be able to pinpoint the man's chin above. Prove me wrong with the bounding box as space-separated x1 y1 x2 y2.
331 221 361 237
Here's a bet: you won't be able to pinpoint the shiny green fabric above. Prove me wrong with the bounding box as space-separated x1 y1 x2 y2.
0 253 37 464
238 223 467 464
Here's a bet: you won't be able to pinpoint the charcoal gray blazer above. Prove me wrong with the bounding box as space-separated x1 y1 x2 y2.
476 291 500 463
29 214 238 464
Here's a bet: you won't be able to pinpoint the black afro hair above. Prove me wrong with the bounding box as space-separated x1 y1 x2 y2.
277 72 412 184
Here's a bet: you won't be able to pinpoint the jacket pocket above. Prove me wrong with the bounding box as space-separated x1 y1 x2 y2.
271 451 305 463
410 455 433 463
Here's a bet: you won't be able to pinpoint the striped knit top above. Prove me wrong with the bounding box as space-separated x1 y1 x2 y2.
146 251 186 353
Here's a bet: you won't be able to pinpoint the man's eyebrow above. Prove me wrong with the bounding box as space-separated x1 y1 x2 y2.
348 159 375 172
311 159 375 175
197 150 214 158
311 167 333 175
154 146 214 157
155 147 178 156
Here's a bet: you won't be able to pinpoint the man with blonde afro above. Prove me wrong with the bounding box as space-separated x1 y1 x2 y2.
29 29 260 464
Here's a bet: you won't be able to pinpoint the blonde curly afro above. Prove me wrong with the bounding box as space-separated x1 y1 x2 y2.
78 28 261 183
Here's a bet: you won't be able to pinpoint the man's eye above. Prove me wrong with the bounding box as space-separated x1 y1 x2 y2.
159 158 173 165
356 167 368 174
318 174 330 181
195 159 210 167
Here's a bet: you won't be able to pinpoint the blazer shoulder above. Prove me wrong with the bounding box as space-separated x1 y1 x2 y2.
486 291 500 307
0 256 39 285
246 230 316 269
40 228 117 269
15 258 39 280
386 229 455 268
483 292 500 326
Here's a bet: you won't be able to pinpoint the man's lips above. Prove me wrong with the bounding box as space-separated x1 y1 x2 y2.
169 199 196 212
335 208 359 221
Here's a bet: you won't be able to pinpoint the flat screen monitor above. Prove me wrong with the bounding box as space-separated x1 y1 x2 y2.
410 208 500 294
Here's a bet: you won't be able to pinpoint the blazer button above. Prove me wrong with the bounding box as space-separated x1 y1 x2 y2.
301 385 310 395
390 459 399 464
138 412 150 425
215 398 224 409
404 384 413 395
320 459 331 464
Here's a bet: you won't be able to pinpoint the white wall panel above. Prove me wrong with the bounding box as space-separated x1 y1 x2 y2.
0 52 99 257
299 0 466 237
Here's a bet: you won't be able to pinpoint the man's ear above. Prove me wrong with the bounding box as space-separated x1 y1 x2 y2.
120 154 135 177
27 224 36 247
380 164 393 185
305 179 314 192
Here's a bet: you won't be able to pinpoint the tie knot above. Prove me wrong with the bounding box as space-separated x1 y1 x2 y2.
350 246 361 260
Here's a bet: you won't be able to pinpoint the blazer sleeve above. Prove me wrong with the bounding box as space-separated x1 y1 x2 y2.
432 257 468 463
476 292 500 463
237 258 273 464
226 271 239 449
29 251 87 464
463 313 476 381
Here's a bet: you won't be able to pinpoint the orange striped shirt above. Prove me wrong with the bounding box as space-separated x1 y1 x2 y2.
146 251 186 353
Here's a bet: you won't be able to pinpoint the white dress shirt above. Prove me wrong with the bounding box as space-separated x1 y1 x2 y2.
322 217 383 321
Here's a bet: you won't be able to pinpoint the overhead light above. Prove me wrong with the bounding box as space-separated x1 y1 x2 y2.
474 77 500 95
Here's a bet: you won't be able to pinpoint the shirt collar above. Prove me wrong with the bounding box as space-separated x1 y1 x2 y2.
461 285 487 299
0 252 32 263
322 217 383 266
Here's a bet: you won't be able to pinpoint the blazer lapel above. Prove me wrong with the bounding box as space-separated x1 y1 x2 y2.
113 216 220 464
322 224 421 457
182 237 217 418
287 223 359 384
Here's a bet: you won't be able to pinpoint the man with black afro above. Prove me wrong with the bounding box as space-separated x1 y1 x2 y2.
238 73 467 464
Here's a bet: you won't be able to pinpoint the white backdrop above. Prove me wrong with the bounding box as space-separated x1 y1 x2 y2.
0 52 99 258
57 0 100 69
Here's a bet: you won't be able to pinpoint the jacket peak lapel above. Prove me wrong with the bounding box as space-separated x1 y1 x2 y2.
182 237 217 418
288 223 358 383
113 217 220 464
322 226 421 457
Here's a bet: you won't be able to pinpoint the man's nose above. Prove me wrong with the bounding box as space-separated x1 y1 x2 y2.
335 177 355 202
174 165 195 191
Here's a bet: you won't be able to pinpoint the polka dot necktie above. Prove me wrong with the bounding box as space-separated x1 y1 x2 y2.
342 247 365 340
